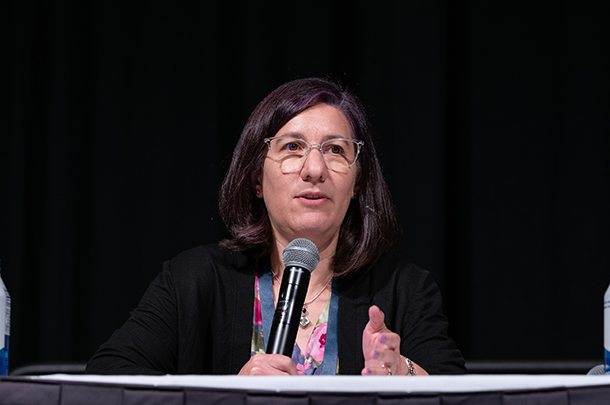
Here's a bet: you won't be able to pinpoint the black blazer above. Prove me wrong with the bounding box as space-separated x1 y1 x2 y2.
86 244 466 375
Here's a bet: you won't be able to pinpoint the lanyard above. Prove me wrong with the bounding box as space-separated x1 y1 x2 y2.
259 270 339 375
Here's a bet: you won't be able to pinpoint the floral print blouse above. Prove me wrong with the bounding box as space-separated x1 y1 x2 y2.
251 273 335 375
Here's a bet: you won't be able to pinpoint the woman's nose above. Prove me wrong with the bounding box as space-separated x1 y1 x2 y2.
300 146 328 180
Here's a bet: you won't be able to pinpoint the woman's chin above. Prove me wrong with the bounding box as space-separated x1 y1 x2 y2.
284 224 340 243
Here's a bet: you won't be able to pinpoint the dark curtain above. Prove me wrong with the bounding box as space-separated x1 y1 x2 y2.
2 1 609 371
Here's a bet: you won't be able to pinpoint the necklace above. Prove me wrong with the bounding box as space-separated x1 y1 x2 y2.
273 272 333 328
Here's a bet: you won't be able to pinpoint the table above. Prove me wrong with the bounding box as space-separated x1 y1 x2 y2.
1 374 610 404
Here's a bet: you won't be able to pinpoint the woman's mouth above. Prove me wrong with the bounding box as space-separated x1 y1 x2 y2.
297 192 327 203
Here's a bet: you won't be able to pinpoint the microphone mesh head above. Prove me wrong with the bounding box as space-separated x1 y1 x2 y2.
587 364 606 375
282 238 319 273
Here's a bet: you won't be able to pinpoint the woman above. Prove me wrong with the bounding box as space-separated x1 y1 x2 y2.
86 77 466 376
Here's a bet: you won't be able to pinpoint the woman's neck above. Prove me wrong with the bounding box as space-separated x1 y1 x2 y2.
269 236 336 288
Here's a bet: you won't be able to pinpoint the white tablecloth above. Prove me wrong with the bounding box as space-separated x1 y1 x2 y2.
32 374 610 394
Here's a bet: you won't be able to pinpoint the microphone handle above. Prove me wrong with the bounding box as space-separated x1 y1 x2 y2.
266 266 311 356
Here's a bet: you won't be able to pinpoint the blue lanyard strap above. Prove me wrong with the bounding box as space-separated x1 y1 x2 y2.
259 271 275 351
324 280 339 375
259 270 339 375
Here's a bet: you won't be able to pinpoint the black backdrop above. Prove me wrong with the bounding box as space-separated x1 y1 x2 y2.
2 1 609 372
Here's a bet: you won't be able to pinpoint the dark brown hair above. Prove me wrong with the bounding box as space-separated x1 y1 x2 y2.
219 77 400 276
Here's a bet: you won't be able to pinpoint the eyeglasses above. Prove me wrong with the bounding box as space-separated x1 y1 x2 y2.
263 136 364 174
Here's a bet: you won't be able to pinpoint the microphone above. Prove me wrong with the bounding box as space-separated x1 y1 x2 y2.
266 238 319 356
587 364 605 375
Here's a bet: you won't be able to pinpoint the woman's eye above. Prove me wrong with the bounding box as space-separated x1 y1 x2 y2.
328 145 343 154
285 142 300 151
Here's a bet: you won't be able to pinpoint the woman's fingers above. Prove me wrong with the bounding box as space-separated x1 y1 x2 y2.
376 332 401 351
364 348 401 373
365 305 386 333
361 364 395 376
362 305 406 376
369 347 399 364
239 353 299 375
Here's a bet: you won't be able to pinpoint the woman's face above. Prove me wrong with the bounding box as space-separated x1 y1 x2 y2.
256 103 359 248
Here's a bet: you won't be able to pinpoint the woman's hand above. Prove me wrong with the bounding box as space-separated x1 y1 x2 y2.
361 305 428 376
238 353 303 375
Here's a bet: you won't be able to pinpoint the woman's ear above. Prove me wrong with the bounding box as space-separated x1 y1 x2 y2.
252 171 263 198
352 184 360 199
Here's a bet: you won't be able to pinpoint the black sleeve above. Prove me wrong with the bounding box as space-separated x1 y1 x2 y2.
85 245 256 375
399 265 467 375
85 263 178 375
